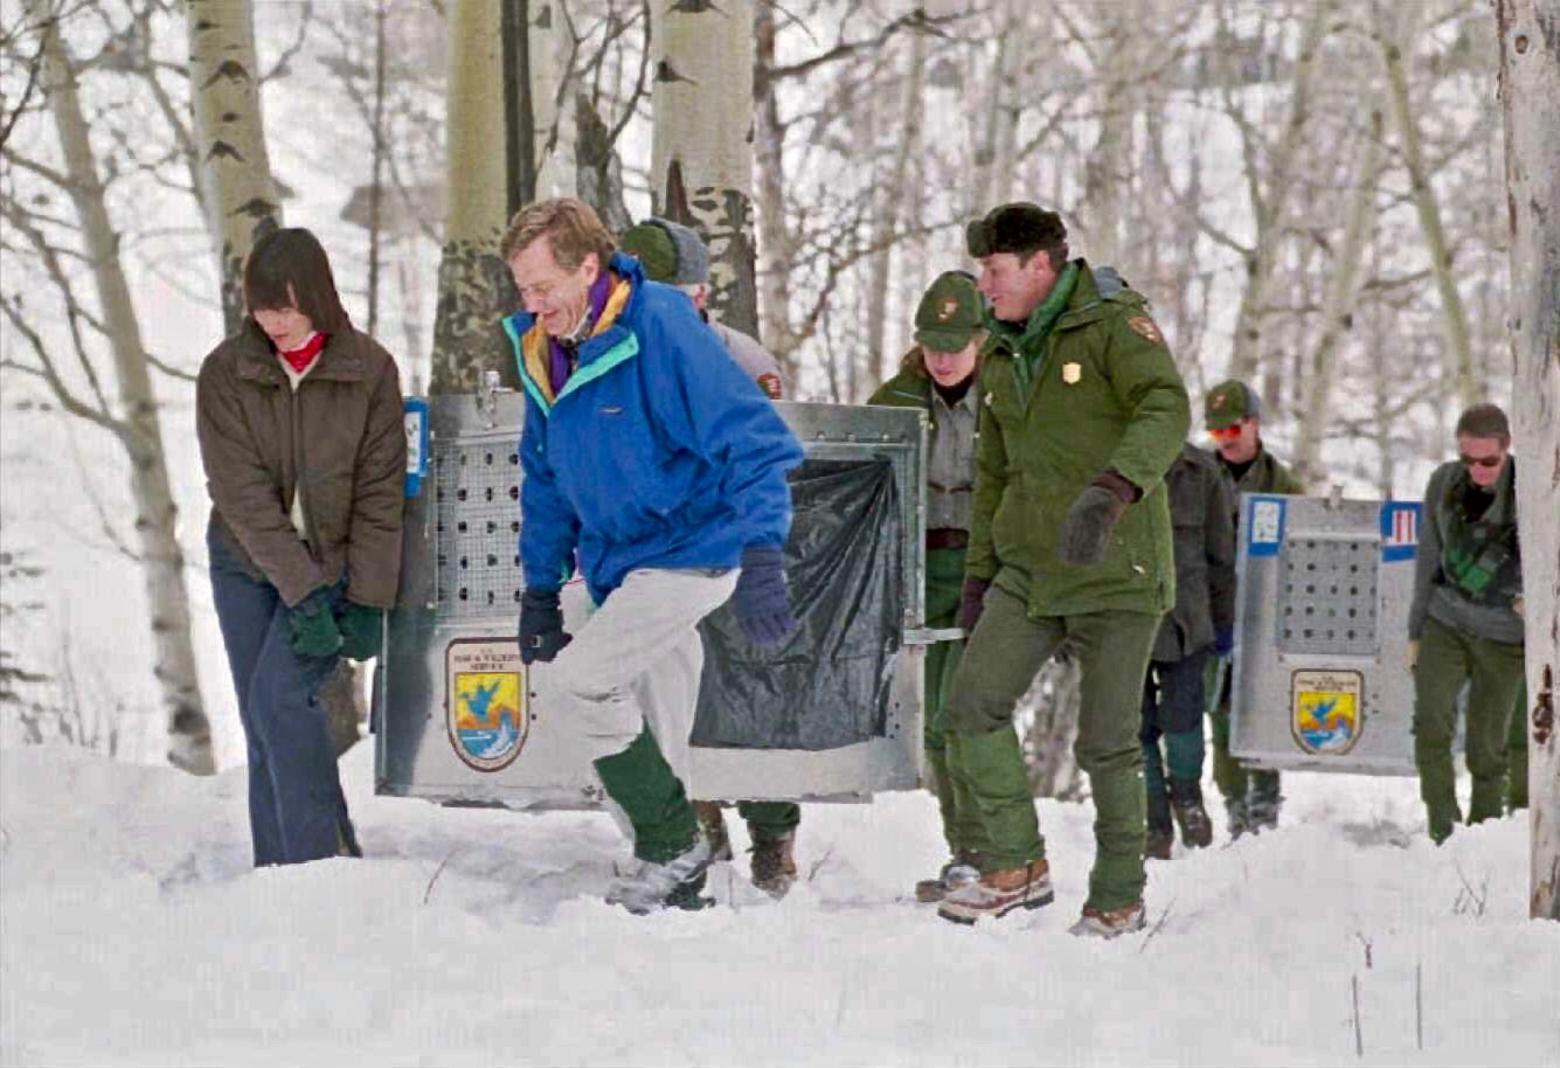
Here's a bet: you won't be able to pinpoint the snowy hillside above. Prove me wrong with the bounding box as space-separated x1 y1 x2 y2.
2 744 1555 1067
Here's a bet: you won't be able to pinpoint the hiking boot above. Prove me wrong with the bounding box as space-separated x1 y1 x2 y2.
605 829 715 915
1225 797 1251 840
749 830 798 898
693 800 733 862
936 859 1053 924
914 856 981 903
1144 824 1174 861
1069 900 1147 939
1169 781 1212 849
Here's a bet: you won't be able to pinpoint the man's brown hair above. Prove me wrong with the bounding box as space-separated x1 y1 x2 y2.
243 227 350 333
1455 402 1511 444
500 197 616 270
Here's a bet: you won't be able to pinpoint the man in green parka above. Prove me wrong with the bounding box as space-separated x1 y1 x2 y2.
936 203 1189 938
1408 403 1525 844
1203 379 1306 836
868 270 996 903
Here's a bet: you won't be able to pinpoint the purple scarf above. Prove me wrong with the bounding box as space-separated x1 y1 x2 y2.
547 270 615 396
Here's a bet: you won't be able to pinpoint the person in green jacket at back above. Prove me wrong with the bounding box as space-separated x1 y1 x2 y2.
938 203 1189 938
868 270 996 903
1203 379 1305 837
1408 403 1526 844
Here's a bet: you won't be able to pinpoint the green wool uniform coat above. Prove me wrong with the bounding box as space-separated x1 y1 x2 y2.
968 261 1190 617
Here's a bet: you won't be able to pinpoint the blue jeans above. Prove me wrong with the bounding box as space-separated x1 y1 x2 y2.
208 526 356 865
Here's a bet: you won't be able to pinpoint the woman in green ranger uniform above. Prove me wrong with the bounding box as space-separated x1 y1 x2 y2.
868 271 996 903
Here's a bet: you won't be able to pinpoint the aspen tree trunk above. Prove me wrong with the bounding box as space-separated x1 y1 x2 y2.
1294 108 1386 484
1227 0 1330 383
753 5 797 380
866 28 926 383
651 0 759 337
432 0 518 392
1082 0 1142 268
529 0 576 199
1495 0 1560 922
187 0 282 334
1380 4 1478 408
971 0 1022 215
33 2 214 774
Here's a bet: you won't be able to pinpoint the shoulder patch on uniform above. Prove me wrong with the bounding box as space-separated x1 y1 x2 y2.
1127 315 1165 346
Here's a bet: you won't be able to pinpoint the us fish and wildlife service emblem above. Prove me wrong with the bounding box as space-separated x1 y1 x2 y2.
1290 669 1363 755
446 638 529 772
1061 362 1082 385
1127 316 1165 346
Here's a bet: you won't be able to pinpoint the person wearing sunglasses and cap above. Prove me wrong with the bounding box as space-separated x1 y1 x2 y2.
1202 379 1305 839
1407 403 1525 844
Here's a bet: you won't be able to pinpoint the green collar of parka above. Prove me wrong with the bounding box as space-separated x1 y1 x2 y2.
980 260 1145 361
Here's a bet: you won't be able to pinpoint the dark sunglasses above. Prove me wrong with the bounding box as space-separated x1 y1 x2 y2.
1458 453 1504 469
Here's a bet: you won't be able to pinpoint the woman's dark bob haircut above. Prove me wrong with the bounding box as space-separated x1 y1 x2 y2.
243 226 350 333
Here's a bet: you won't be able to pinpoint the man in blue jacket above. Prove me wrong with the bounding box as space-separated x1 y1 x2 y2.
501 198 804 914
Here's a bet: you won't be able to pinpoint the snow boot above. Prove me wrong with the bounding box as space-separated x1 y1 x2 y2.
1225 797 1251 840
605 829 716 915
749 830 798 898
1247 774 1282 831
1144 824 1174 861
937 859 1053 924
1169 780 1212 850
1145 781 1174 860
914 855 982 903
1069 899 1147 939
694 800 733 862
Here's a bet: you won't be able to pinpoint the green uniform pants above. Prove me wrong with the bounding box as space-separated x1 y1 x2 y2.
1507 678 1528 812
1412 616 1526 842
947 584 1159 912
1206 656 1282 808
922 547 995 862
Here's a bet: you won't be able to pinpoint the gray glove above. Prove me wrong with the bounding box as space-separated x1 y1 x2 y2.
1057 470 1138 567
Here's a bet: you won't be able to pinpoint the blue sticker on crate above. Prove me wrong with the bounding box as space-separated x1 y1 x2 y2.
1245 495 1287 558
1379 501 1421 562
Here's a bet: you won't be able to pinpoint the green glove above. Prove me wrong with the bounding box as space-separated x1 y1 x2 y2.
288 589 343 659
337 602 385 662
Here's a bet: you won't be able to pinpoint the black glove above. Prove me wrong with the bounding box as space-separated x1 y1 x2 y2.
289 588 343 659
1057 470 1139 567
959 577 991 633
519 588 572 665
731 545 797 648
337 603 385 662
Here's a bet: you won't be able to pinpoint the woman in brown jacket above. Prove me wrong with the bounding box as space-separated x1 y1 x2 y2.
196 227 406 866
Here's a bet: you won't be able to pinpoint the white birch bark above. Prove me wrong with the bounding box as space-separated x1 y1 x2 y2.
1379 3 1478 409
31 1 215 774
867 27 926 384
529 0 576 199
1294 107 1387 484
1495 0 1560 922
187 0 281 334
431 0 515 393
971 0 1022 215
651 0 758 337
752 5 796 379
1227 0 1331 383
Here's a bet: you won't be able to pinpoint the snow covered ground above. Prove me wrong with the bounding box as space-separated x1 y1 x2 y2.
2 743 1556 1067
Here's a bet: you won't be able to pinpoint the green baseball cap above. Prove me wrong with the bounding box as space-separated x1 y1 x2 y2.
913 271 984 353
1204 379 1261 430
618 221 679 283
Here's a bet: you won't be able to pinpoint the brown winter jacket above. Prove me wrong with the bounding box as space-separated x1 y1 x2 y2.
196 320 406 609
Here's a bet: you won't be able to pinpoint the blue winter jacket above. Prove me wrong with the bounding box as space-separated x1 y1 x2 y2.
503 253 803 604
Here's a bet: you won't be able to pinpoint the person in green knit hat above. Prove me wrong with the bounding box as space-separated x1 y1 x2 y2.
938 203 1189 938
868 269 994 903
1408 403 1526 844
